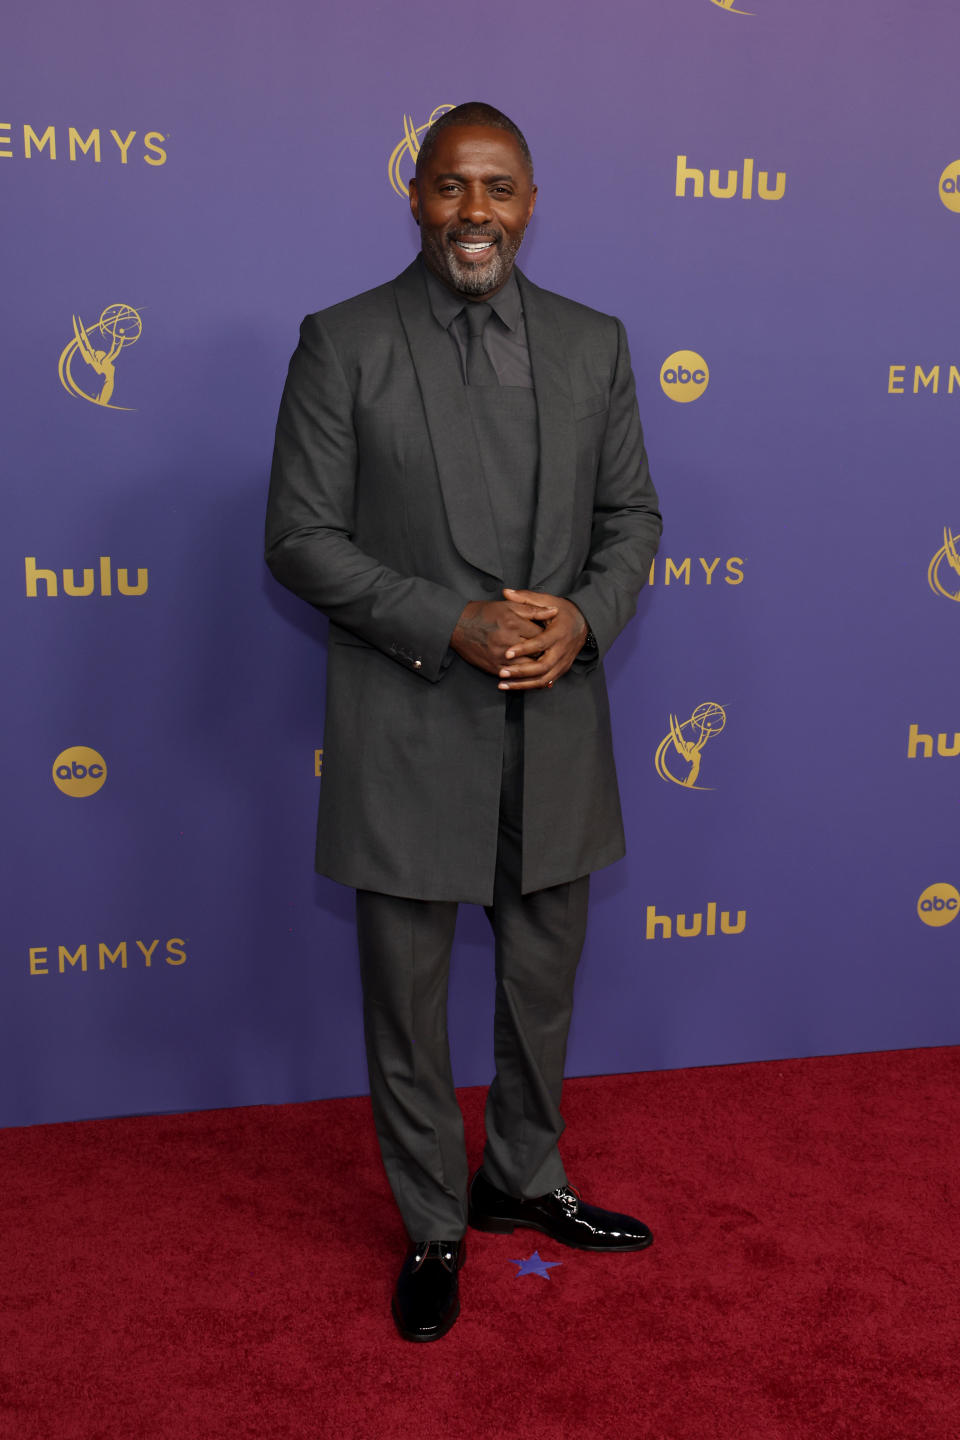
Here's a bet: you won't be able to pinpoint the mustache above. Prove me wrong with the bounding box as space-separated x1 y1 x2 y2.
446 228 502 244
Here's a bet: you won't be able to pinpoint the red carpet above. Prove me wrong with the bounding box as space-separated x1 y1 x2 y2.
2 1047 959 1440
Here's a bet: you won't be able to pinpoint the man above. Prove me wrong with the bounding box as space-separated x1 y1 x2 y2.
266 102 662 1342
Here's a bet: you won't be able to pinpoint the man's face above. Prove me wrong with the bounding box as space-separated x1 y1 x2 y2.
409 125 537 298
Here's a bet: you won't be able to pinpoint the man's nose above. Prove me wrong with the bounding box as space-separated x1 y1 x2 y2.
459 187 492 223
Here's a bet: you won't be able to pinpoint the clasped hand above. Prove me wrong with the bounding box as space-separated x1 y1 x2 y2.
451 587 588 691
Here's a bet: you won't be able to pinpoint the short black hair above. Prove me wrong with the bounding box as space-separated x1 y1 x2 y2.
414 102 533 182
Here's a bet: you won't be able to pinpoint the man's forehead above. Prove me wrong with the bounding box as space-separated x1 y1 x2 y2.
422 125 527 174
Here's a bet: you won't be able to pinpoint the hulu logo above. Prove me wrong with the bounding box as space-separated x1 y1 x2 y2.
675 155 786 201
645 903 746 940
906 725 960 759
25 556 148 597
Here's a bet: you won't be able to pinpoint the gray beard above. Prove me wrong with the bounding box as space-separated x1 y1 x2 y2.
426 229 524 296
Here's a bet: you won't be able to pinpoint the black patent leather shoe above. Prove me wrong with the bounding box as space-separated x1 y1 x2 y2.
391 1238 466 1343
468 1169 653 1252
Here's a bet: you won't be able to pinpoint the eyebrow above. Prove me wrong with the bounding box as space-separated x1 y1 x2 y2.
433 172 516 184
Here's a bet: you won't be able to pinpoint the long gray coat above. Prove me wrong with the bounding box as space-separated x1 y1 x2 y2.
265 259 661 903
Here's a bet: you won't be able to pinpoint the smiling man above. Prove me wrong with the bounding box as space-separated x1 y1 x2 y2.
266 102 662 1342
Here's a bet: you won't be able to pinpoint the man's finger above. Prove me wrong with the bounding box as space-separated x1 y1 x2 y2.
505 599 557 619
501 633 552 660
503 586 559 608
499 669 563 691
503 612 577 660
498 647 559 680
504 620 551 644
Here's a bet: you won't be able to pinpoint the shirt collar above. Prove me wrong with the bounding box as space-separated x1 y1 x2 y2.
421 257 523 333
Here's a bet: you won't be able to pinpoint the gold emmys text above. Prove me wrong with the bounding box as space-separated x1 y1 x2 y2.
29 940 187 976
0 124 167 165
888 365 960 395
648 557 744 587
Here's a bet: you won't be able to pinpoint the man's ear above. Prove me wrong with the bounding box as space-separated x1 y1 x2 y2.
526 185 538 226
409 179 420 225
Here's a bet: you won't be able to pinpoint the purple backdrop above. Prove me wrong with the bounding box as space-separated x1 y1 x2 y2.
2 0 958 1128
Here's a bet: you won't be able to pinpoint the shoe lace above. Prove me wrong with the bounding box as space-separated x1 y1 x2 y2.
412 1241 460 1272
553 1184 581 1214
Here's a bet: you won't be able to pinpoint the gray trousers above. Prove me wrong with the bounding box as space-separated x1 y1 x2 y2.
356 695 590 1241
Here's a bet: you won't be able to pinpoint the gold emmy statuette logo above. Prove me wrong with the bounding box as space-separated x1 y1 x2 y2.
939 160 960 214
917 882 960 928
660 351 709 404
928 527 960 602
708 0 754 14
52 746 107 797
655 702 726 790
388 105 456 197
58 303 143 410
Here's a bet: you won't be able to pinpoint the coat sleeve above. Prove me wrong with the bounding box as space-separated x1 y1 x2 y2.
265 313 467 682
565 317 662 663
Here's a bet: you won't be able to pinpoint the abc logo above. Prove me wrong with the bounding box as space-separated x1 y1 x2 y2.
938 160 960 214
660 351 710 404
52 746 107 798
916 882 960 928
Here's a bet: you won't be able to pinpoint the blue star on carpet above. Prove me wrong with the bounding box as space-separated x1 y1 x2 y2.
508 1250 562 1279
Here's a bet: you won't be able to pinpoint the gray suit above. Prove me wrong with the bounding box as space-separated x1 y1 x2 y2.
266 259 661 903
266 258 661 1236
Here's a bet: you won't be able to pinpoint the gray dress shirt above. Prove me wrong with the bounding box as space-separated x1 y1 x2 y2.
422 262 534 388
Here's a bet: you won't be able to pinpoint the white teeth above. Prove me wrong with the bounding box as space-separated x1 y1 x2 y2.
458 241 492 252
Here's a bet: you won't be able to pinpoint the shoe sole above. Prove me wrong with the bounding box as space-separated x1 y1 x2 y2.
468 1213 654 1252
391 1297 460 1343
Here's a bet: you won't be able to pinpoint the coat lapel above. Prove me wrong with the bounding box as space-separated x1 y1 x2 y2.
516 270 577 588
393 260 502 579
392 260 578 587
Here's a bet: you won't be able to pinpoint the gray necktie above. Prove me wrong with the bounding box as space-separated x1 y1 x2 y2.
464 303 498 387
